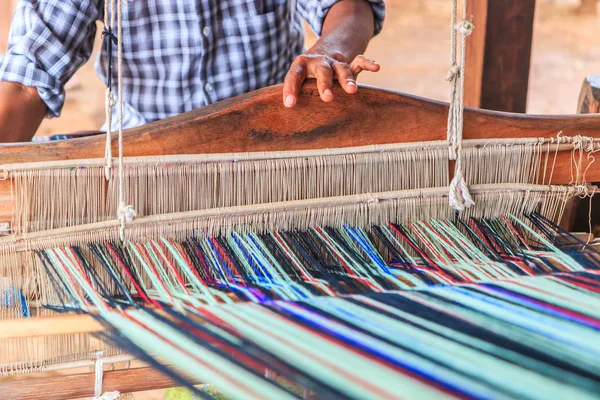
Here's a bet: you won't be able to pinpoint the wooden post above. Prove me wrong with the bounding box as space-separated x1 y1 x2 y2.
578 76 600 114
580 0 597 15
465 0 536 113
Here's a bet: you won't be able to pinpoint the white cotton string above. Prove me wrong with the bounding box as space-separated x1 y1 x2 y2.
447 0 475 211
104 90 115 180
115 0 136 240
446 0 459 160
104 0 116 181
91 351 120 400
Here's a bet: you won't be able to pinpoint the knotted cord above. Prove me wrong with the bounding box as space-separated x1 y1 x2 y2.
103 0 116 180
447 0 475 211
115 0 136 238
104 0 137 240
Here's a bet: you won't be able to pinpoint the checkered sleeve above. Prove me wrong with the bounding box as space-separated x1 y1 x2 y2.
297 0 385 37
0 0 100 117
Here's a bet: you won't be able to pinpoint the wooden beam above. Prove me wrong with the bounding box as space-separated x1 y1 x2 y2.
2 82 600 227
0 313 103 339
0 367 184 400
465 0 536 112
578 76 600 114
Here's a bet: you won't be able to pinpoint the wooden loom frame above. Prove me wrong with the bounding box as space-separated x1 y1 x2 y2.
1 82 600 227
1 81 600 399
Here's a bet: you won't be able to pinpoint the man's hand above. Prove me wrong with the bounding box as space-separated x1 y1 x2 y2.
283 54 379 107
283 0 380 107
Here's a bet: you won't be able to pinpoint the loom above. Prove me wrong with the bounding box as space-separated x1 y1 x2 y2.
1 3 600 400
0 81 598 399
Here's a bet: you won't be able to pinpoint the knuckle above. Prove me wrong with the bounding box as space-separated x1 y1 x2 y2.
289 64 305 75
315 64 333 75
294 54 309 62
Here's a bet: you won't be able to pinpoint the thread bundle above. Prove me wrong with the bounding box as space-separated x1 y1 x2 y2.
25 213 600 399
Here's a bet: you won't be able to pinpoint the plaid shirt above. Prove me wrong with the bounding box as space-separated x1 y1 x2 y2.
0 0 385 130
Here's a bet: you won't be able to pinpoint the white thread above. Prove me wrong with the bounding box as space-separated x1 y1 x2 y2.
114 0 136 240
454 19 474 36
91 351 121 400
95 392 121 400
449 171 475 211
118 202 137 223
0 222 10 235
104 89 116 180
445 64 460 82
573 135 596 152
447 0 475 211
104 0 116 181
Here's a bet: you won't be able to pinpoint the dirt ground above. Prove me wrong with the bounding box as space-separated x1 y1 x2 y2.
1 1 599 399
30 0 600 137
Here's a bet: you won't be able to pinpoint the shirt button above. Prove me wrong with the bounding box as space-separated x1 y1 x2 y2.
205 83 213 92
202 26 211 37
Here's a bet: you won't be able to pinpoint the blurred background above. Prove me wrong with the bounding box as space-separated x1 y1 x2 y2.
1 0 599 137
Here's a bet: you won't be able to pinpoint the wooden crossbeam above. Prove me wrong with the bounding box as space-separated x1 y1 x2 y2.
0 367 183 400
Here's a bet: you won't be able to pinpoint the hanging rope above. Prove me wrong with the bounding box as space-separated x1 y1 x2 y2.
447 0 475 212
91 350 120 400
103 0 116 181
104 0 136 239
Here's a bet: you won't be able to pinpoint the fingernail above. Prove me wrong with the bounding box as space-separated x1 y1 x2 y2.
324 89 333 97
285 95 296 108
347 80 356 87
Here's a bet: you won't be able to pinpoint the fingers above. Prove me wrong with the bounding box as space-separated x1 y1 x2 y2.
283 54 380 107
283 60 307 108
350 55 380 77
314 62 334 102
332 62 357 94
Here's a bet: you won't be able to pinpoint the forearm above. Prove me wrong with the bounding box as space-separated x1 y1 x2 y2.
0 82 47 142
306 0 375 62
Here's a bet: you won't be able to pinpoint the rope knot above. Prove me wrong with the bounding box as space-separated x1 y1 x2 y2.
448 145 457 161
449 171 475 212
365 193 379 204
105 89 116 108
445 64 460 82
573 135 595 152
573 184 591 198
118 202 137 223
454 18 475 36
101 27 118 45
